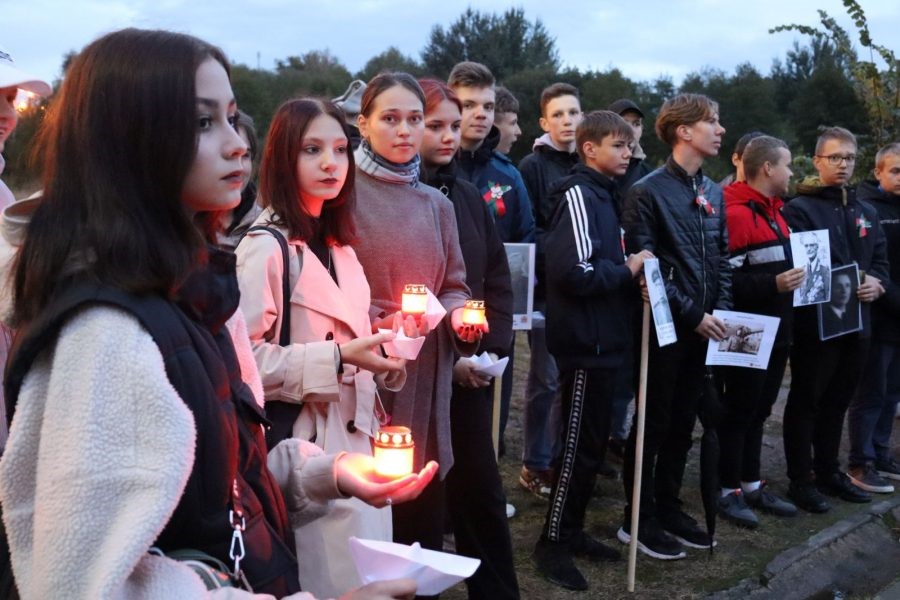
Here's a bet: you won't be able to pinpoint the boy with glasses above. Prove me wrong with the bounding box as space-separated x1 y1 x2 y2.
781 127 890 511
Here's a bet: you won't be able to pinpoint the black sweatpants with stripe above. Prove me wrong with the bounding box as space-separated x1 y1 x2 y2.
541 367 616 545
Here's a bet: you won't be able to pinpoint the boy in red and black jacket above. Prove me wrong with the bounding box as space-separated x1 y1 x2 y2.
532 111 651 591
717 135 804 529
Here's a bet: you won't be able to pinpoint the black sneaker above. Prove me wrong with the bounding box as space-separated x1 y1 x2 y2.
532 538 588 591
817 471 872 503
788 481 831 513
659 510 716 549
570 531 621 562
718 491 759 529
875 457 900 481
744 482 797 517
847 465 895 493
617 518 686 560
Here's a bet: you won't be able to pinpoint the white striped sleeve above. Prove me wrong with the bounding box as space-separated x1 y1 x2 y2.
565 186 594 272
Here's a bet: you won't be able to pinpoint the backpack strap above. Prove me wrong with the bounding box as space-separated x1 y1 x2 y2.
244 226 304 448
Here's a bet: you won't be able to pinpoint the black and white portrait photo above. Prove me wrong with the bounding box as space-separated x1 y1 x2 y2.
503 243 535 330
790 229 831 306
818 263 862 340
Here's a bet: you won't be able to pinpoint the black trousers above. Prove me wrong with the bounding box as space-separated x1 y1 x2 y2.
445 382 520 600
542 367 616 544
623 335 706 519
718 344 790 489
784 334 869 483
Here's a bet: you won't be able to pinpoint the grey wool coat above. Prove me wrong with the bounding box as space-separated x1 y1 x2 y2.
352 170 474 477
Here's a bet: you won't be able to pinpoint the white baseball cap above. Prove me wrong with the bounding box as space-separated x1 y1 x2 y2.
0 46 52 97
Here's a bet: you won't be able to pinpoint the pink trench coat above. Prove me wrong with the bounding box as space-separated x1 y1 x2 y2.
235 208 399 599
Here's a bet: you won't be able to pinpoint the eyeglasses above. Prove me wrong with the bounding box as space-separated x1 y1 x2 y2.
816 154 857 166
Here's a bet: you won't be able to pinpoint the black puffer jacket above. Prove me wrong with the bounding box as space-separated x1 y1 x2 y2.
622 155 732 331
782 179 889 340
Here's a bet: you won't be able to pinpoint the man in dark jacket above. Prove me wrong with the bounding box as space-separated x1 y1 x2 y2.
781 127 889 512
717 135 802 529
620 93 731 560
533 111 651 591
608 98 653 198
847 142 900 493
449 61 535 246
517 82 583 499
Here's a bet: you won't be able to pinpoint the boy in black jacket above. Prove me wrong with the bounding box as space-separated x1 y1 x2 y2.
620 93 731 560
845 143 900 493
782 127 889 511
532 111 652 591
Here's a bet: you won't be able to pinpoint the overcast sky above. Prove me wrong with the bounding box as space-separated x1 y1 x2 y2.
3 0 898 88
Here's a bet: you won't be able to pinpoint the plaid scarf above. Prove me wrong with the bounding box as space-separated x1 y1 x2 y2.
354 140 421 187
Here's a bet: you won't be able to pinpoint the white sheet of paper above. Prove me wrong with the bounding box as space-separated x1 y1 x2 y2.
470 352 509 378
644 258 677 346
349 537 480 596
378 329 426 360
705 310 780 370
790 229 831 307
424 288 448 331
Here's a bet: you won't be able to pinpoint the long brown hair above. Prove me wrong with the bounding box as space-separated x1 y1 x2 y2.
12 28 228 326
258 99 356 245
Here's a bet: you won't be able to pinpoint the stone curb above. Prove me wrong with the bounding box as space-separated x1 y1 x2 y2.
710 495 900 598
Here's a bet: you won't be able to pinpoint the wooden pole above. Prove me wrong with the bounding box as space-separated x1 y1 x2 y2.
492 374 502 460
627 302 651 592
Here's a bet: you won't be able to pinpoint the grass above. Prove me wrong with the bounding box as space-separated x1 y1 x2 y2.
442 332 899 599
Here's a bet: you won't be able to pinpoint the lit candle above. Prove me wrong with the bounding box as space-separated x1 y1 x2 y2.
401 284 428 316
461 299 486 326
373 426 414 478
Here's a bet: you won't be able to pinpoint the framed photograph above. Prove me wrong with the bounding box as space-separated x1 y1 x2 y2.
705 310 780 370
644 258 677 347
503 243 535 330
818 263 862 341
790 229 831 307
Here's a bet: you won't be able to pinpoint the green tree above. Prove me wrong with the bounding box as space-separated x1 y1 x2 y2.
421 7 559 81
771 0 899 172
357 47 424 81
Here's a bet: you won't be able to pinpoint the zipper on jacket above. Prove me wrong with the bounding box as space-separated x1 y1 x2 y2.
693 177 707 310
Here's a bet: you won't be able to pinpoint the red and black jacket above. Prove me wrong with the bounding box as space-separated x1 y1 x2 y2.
724 181 794 346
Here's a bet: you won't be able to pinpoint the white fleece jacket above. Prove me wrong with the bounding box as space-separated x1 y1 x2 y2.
0 304 336 599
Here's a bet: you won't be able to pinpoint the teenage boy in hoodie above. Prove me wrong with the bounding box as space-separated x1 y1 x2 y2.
533 110 652 591
620 93 731 560
781 127 889 512
494 86 522 156
449 61 534 245
846 142 900 493
516 83 583 498
606 98 652 462
717 136 802 529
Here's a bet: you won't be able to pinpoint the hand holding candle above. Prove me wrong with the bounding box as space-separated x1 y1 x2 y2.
335 440 438 510
451 302 489 344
